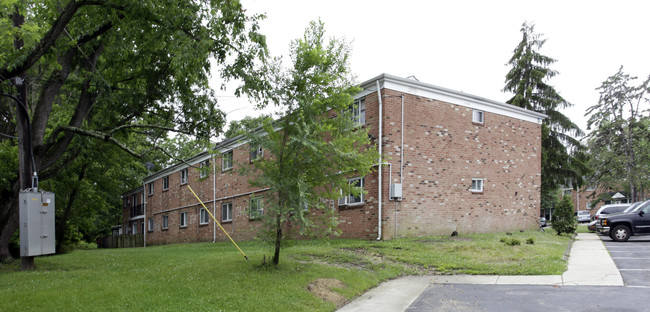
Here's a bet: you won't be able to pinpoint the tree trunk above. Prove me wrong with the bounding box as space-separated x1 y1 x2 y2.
272 213 282 265
12 9 36 270
55 163 88 252
0 182 19 260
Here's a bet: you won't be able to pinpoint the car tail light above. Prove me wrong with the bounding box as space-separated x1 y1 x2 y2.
595 215 599 220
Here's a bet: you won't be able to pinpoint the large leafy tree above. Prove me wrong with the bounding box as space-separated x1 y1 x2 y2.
503 22 589 201
0 0 267 263
224 114 272 139
242 20 379 265
585 67 650 202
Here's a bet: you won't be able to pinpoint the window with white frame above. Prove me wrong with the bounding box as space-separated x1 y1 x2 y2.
132 222 138 234
347 99 365 126
148 182 154 195
180 168 188 185
148 218 154 231
200 208 209 225
162 215 169 230
472 110 484 124
180 211 188 227
162 176 169 190
470 178 484 193
222 150 233 171
339 177 364 206
199 159 210 178
222 202 233 222
250 145 263 162
249 197 263 219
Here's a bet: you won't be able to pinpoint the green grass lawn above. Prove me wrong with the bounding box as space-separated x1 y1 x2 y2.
0 230 570 311
576 223 591 233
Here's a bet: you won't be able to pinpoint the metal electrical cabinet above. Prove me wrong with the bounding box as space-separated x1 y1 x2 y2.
19 191 56 257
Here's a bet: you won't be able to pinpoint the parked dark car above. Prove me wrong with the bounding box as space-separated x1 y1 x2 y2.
589 202 641 232
597 200 650 242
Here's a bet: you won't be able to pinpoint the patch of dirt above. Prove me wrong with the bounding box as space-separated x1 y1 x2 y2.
307 278 347 308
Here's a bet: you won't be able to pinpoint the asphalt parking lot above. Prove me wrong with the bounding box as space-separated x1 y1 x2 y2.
602 235 650 288
404 234 650 312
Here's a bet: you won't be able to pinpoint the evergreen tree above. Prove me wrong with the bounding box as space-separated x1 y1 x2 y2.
551 196 577 235
503 22 589 200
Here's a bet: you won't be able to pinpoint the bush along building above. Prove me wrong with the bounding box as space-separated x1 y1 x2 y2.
120 74 546 245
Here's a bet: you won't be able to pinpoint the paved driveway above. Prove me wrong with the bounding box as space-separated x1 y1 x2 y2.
602 235 650 288
405 234 650 312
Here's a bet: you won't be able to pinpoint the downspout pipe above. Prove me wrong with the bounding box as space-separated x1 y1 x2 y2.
376 80 383 241
213 154 217 243
143 182 146 247
400 95 404 186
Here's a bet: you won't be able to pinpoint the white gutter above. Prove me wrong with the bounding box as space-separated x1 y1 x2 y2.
213 154 217 243
400 95 404 185
143 182 146 247
376 80 383 241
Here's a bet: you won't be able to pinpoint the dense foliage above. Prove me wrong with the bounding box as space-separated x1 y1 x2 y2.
242 20 379 265
585 67 650 202
0 0 267 260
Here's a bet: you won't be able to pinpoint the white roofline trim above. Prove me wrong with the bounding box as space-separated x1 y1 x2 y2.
359 73 547 124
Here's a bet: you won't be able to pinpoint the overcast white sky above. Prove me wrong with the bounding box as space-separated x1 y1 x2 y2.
212 0 650 137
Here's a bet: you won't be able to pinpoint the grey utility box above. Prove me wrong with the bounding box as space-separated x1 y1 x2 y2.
19 191 56 257
390 183 403 199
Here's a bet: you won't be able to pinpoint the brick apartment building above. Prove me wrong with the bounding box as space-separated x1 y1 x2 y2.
120 74 546 245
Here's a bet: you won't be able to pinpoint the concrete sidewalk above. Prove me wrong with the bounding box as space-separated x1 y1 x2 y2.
337 233 623 312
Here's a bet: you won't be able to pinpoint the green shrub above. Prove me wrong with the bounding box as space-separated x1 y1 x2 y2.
526 238 535 245
501 238 521 246
551 195 577 235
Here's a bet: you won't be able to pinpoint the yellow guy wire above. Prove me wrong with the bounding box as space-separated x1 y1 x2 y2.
187 185 249 261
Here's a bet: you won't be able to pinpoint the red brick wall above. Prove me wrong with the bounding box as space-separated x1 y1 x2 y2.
145 145 267 245
337 89 542 239
134 84 542 245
